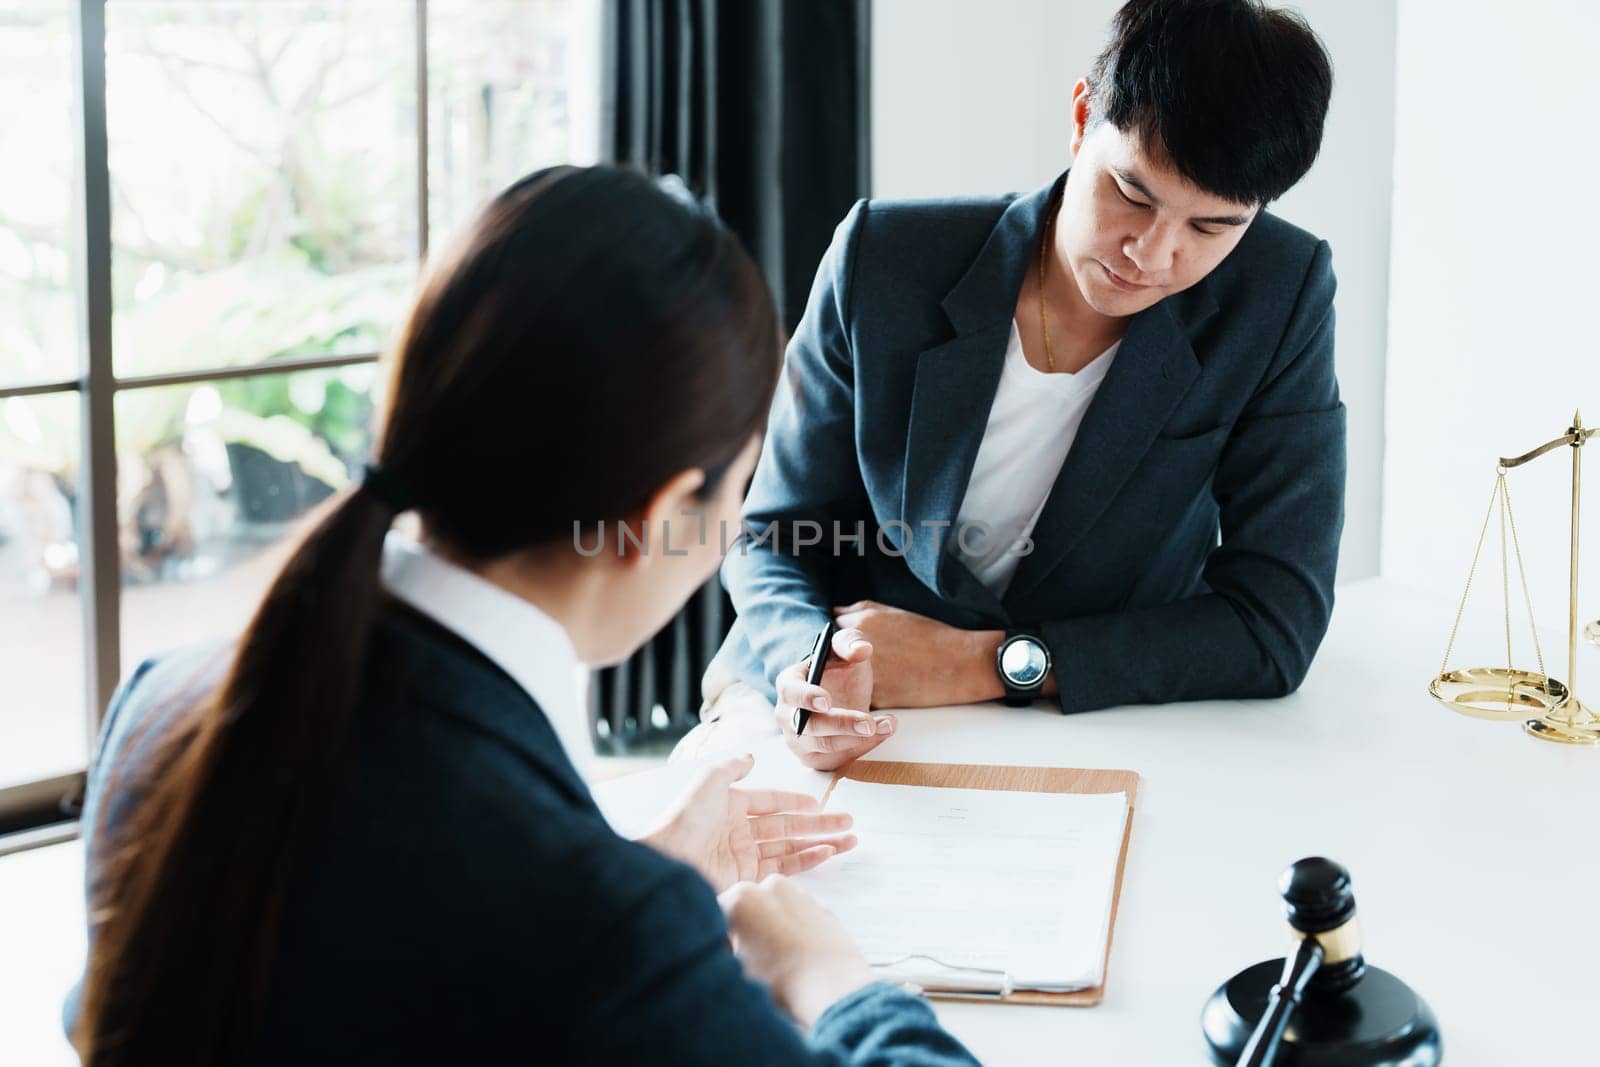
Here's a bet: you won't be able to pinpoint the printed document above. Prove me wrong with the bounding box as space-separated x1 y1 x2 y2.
793 780 1129 991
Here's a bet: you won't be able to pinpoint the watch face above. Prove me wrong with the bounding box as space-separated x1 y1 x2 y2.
1000 637 1048 687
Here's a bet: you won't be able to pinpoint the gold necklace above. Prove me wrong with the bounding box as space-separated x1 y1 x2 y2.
1037 210 1057 373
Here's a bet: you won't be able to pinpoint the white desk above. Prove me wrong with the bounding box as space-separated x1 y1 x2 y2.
602 578 1600 1065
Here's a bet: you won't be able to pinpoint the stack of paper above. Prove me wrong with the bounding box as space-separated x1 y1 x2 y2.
792 780 1129 993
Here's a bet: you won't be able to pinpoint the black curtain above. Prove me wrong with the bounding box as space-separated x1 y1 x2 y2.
591 0 870 750
602 0 871 331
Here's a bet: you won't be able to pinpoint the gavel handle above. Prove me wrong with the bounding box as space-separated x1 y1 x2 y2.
1237 937 1325 1067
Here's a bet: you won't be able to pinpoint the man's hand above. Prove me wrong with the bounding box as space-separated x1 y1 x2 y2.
640 755 856 893
832 600 1009 708
775 625 896 771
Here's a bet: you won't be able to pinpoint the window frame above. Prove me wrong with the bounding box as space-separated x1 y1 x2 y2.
0 0 436 845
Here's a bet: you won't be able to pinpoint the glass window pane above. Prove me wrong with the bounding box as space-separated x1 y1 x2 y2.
0 3 81 391
105 1 418 379
117 364 378 668
427 0 602 247
0 391 85 789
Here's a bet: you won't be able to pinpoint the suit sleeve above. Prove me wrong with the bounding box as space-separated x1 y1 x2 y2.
576 864 979 1067
718 200 874 691
1040 239 1346 711
63 654 166 1041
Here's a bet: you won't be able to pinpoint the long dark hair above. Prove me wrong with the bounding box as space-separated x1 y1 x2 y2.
76 165 781 1064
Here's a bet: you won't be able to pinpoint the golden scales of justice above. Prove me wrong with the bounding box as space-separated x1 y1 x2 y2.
1430 411 1600 744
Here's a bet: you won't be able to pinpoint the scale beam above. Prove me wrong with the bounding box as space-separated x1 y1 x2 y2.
1499 427 1598 469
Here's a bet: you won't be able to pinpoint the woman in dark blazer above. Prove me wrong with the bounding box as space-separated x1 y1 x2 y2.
70 166 978 1066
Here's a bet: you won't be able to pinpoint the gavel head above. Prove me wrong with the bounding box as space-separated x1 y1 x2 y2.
1280 857 1366 994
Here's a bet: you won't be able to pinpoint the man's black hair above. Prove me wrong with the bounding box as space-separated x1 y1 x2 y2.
1088 0 1333 205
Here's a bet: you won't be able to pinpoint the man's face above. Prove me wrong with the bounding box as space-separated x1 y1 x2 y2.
1057 109 1259 318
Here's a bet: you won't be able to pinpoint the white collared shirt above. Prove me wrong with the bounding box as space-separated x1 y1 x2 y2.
379 533 594 778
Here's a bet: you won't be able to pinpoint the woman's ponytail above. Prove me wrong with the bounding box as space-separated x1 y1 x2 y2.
78 482 399 1065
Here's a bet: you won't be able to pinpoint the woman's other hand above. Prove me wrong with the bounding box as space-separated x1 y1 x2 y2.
719 875 875 1028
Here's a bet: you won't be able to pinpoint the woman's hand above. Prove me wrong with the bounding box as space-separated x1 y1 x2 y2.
639 754 856 893
775 625 897 771
720 875 875 1028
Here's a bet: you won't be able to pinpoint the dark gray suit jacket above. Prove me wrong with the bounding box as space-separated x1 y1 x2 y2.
715 171 1346 712
69 603 978 1065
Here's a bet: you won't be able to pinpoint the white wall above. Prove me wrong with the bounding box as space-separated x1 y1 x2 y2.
872 0 1397 583
1384 1 1600 669
872 0 1108 197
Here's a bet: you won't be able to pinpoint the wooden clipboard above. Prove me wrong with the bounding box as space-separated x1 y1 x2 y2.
820 760 1140 1007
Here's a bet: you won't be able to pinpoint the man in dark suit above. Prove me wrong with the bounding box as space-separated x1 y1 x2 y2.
679 0 1345 769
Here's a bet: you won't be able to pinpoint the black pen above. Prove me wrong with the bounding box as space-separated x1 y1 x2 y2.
794 619 837 736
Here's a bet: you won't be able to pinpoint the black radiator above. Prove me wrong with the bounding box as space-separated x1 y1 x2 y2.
589 578 734 752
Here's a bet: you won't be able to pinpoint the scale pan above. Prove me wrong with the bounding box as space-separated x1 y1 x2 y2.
1525 709 1600 745
1429 668 1569 721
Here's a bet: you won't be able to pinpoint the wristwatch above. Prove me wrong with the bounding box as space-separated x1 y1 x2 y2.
996 629 1051 707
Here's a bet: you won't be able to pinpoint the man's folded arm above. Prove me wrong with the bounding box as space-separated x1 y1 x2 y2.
1040 240 1346 713
721 200 875 689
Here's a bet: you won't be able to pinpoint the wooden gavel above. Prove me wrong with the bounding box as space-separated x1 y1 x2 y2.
1201 857 1442 1066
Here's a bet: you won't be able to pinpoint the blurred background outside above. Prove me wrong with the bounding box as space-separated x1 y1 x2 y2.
0 0 601 790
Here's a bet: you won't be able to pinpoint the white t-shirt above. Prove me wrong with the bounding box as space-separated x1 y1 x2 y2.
953 320 1119 596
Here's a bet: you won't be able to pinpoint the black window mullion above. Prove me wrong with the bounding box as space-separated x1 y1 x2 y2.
74 0 119 750
111 351 383 394
0 379 82 401
416 0 430 261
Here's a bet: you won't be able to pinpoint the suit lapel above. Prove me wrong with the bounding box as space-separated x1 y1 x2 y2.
1002 287 1211 605
898 174 1063 602
899 324 1011 600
